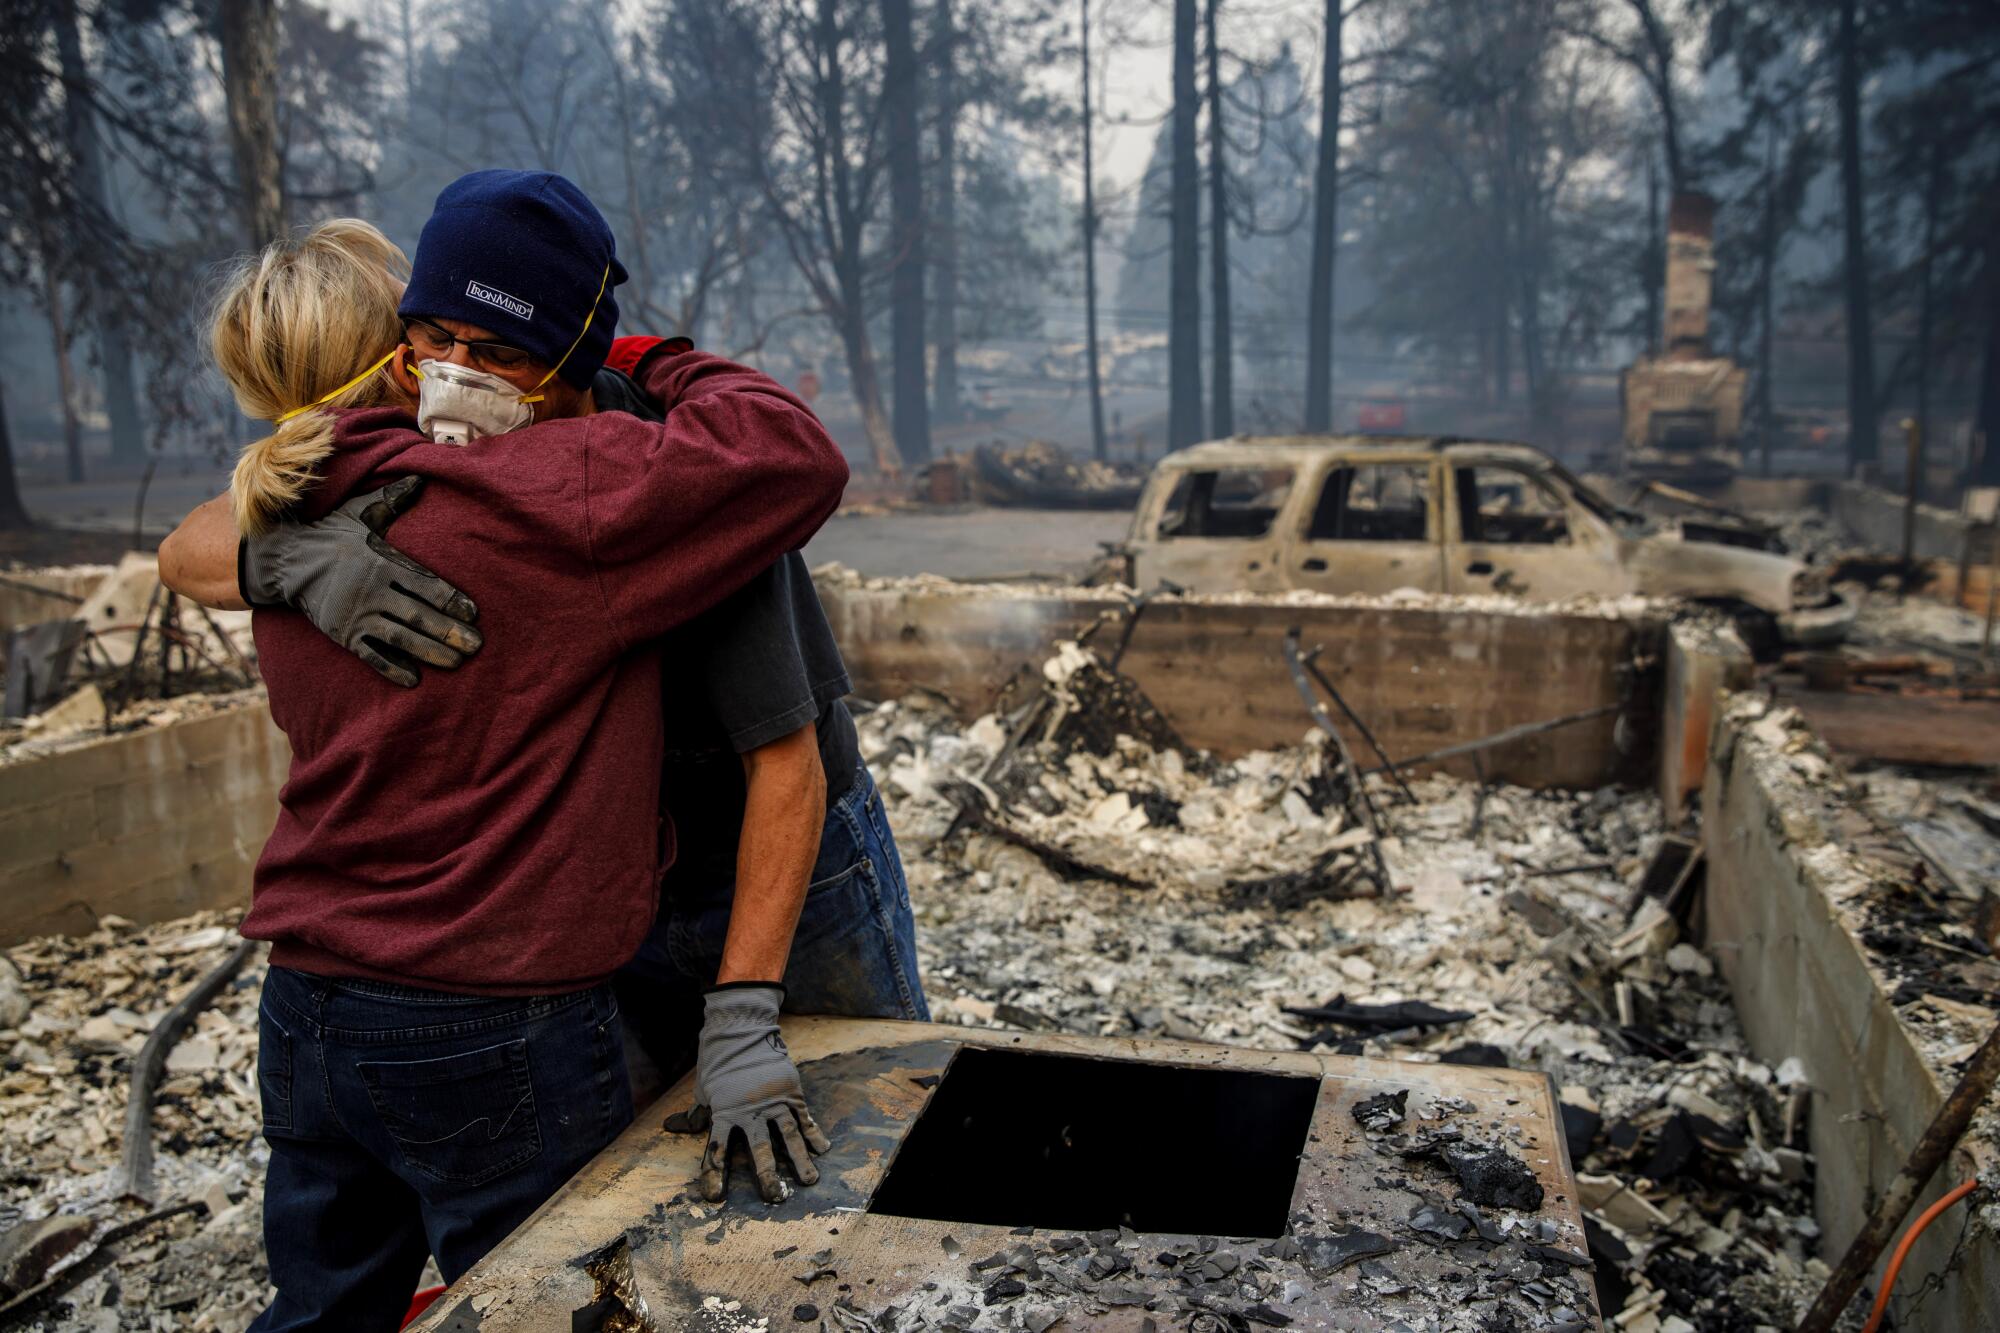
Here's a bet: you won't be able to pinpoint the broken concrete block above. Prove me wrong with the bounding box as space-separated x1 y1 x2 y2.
21 683 106 739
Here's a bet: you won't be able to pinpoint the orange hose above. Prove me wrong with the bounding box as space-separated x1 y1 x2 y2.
1859 1179 1981 1333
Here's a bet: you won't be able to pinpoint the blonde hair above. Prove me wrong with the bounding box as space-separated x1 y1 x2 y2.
211 218 410 535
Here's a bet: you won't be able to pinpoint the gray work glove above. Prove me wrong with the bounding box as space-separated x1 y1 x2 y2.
239 476 482 688
672 984 831 1204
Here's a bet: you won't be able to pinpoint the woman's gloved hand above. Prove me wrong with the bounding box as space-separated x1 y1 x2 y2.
239 476 482 687
680 983 831 1204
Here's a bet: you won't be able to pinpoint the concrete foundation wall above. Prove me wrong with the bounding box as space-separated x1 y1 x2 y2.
1656 622 1752 824
818 579 1661 789
1831 481 1989 563
0 702 290 945
1715 476 1826 514
1701 704 1999 1331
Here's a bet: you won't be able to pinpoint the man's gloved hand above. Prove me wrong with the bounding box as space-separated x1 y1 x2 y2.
674 983 831 1204
240 476 481 688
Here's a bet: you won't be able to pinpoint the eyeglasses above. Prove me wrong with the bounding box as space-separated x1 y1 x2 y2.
402 317 537 374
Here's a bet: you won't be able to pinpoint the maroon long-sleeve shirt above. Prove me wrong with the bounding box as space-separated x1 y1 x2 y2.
239 349 848 995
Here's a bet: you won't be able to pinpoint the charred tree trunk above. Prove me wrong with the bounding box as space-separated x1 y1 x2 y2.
1643 150 1662 355
839 294 898 477
1169 0 1204 449
219 0 286 249
1081 0 1108 461
1204 0 1232 439
883 0 930 469
932 0 961 427
0 383 31 529
1756 125 1778 477
1979 247 2000 487
38 229 84 485
1836 0 1877 471
1916 138 1940 501
55 0 143 465
1303 0 1341 432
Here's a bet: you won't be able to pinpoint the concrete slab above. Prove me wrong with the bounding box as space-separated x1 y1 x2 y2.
410 1019 1599 1332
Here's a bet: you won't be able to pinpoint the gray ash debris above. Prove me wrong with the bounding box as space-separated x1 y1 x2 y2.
865 644 1831 1331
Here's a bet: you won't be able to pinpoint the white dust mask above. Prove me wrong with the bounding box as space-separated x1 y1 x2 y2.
413 359 535 445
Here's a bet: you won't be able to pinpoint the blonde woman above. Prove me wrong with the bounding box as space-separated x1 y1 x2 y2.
189 200 846 1332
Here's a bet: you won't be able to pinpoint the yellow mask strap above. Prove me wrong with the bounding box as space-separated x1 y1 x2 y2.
526 262 613 396
273 347 401 423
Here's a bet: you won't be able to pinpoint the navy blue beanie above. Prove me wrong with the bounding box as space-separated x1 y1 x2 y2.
398 170 627 391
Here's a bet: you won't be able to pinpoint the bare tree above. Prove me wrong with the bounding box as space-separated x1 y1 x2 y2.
659 0 899 472
1169 0 1204 449
883 0 930 467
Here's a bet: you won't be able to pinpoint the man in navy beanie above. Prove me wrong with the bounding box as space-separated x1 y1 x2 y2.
162 169 929 1302
394 169 626 414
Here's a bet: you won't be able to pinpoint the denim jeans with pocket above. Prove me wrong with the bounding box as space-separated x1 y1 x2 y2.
249 966 632 1332
617 762 930 1084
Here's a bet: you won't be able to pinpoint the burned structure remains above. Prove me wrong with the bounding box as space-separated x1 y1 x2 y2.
2 468 1998 1333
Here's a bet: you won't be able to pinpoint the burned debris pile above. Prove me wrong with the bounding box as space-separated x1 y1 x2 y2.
2 556 259 762
1 913 274 1332
900 640 1386 907
860 645 1827 1330
965 442 1144 511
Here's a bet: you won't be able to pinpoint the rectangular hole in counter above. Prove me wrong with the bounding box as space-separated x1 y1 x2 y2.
866 1045 1321 1238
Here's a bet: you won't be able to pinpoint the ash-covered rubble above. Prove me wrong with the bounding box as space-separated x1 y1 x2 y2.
0 913 273 1332
864 643 1829 1331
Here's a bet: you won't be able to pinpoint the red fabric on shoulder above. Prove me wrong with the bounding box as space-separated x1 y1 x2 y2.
605 334 693 377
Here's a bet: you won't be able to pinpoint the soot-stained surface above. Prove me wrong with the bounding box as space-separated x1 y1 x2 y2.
428 1023 1598 1333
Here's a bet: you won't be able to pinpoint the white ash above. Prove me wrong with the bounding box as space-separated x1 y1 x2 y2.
812 562 1675 622
2 913 272 1332
864 684 1829 1330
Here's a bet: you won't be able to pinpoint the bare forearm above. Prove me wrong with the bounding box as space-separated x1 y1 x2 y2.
158 494 249 610
716 727 827 985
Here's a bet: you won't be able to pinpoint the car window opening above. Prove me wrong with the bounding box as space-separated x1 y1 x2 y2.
1458 467 1570 546
1157 469 1294 539
1305 464 1430 542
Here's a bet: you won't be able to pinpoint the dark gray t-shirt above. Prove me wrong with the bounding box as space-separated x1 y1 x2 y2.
595 365 861 896
655 554 861 896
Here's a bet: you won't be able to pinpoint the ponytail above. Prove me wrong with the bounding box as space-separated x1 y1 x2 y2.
231 413 339 537
208 217 411 536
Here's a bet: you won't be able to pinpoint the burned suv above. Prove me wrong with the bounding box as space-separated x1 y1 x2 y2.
1105 437 1852 646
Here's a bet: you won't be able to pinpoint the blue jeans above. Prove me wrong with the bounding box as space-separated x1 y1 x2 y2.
250 966 632 1333
617 763 929 1083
